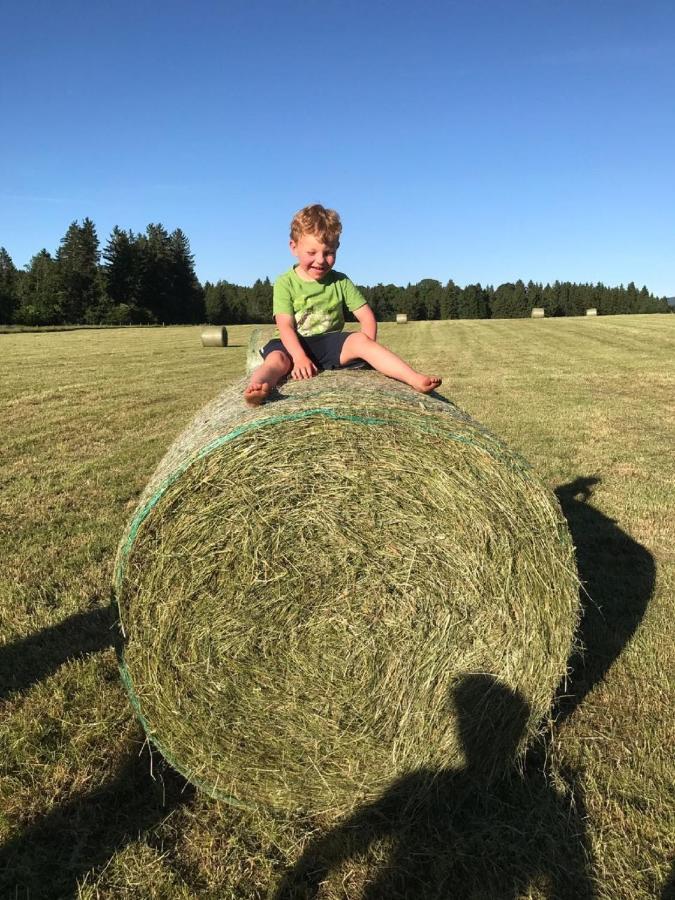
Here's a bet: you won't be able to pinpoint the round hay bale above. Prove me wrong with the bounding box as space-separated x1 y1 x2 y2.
246 325 278 374
396 313 408 323
531 308 545 318
113 371 579 815
201 326 228 347
586 308 598 316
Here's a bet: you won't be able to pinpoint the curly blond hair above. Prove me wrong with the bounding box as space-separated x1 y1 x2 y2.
290 204 342 245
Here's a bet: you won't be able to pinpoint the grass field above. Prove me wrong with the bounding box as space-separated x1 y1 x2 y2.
1 316 673 899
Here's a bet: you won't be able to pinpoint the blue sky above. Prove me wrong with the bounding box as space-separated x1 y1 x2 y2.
2 0 673 295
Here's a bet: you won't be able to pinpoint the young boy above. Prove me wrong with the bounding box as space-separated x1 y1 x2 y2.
244 204 442 406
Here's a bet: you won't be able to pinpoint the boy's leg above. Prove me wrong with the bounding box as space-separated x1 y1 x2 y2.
339 334 442 394
244 350 292 406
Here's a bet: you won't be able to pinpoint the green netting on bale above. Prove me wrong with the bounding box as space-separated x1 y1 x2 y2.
113 370 579 816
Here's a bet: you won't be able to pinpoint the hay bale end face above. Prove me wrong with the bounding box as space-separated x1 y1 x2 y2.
396 313 408 323
246 325 277 374
531 308 545 318
201 326 228 347
114 371 579 815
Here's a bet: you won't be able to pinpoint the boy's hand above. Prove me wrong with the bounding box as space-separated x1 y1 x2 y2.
291 354 318 380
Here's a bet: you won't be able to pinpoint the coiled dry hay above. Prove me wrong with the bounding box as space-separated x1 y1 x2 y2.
201 326 228 347
113 370 579 815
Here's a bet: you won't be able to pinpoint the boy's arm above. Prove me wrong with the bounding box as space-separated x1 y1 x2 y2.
352 303 378 341
275 314 318 379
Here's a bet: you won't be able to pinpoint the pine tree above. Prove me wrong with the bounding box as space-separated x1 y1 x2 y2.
248 277 273 323
440 280 459 319
0 247 18 323
491 283 515 318
136 223 173 322
415 279 443 320
103 227 141 307
169 228 204 323
458 284 488 319
55 218 103 322
16 250 62 324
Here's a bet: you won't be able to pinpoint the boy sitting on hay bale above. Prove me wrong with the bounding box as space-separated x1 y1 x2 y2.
244 204 442 405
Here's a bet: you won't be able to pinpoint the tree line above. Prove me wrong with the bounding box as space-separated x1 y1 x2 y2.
199 275 672 323
0 219 204 326
0 220 670 326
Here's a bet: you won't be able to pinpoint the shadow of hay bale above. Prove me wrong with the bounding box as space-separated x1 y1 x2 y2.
113 370 581 815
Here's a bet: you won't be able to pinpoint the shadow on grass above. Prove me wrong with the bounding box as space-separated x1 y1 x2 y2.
277 475 655 897
0 473 655 897
0 608 195 898
553 476 655 723
276 676 596 899
0 606 114 702
0 747 194 899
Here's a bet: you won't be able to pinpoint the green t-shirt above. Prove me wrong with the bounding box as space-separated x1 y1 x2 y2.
273 267 366 336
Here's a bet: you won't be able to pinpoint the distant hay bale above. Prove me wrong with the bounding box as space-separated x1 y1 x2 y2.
531 308 545 318
200 326 228 347
246 325 277 374
113 371 579 816
586 308 598 317
396 313 408 323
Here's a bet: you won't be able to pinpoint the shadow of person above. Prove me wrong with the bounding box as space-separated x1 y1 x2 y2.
0 606 114 702
553 477 655 723
0 608 195 898
275 675 595 899
0 744 194 899
662 861 675 899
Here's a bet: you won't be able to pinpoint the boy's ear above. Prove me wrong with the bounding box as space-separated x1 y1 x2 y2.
289 239 297 254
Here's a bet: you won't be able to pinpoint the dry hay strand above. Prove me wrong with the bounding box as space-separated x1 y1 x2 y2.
113 370 579 816
201 326 228 347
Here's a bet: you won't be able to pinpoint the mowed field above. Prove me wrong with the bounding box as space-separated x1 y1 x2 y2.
1 316 673 899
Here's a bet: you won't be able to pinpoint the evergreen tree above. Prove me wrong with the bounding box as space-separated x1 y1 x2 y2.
205 280 243 324
169 228 204 323
512 279 528 316
247 277 273 322
103 227 141 306
490 281 528 318
414 279 443 320
458 283 488 319
136 223 173 322
440 280 459 319
16 250 62 324
0 247 18 323
55 218 103 322
491 283 516 318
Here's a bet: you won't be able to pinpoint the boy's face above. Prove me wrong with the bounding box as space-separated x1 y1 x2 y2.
290 232 339 281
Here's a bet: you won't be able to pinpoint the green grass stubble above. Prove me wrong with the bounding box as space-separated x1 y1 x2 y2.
1 318 673 898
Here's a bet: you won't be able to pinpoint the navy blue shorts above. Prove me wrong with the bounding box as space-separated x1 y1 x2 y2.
260 331 368 370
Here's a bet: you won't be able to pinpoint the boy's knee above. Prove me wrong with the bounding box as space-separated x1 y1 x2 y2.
348 333 373 348
268 349 292 369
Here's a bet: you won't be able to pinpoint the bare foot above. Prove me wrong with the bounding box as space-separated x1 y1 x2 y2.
410 373 442 394
244 382 271 406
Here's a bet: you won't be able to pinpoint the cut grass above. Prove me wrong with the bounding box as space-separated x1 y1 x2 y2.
1 317 674 898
